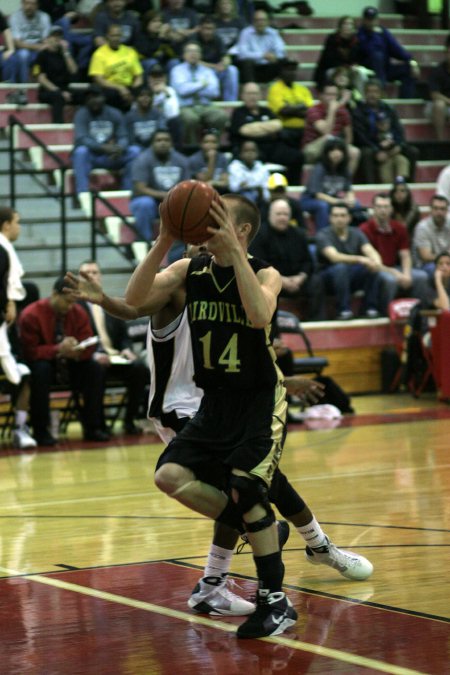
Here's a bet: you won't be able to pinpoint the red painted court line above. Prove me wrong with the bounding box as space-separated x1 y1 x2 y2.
1 562 448 674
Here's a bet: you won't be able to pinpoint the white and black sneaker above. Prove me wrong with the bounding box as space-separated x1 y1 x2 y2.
305 536 373 580
188 575 255 616
13 425 37 450
237 589 297 639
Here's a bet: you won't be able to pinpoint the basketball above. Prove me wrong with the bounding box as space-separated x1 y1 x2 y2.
160 180 220 244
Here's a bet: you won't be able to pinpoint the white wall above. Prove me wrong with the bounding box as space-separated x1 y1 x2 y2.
3 0 20 14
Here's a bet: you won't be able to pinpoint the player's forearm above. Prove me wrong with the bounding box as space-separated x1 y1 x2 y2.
100 294 140 320
232 250 278 328
125 235 172 306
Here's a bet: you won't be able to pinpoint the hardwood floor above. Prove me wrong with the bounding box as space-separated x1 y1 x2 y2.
1 393 449 674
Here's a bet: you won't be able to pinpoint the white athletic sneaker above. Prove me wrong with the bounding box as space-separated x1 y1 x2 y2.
13 426 37 450
305 536 373 580
188 575 255 616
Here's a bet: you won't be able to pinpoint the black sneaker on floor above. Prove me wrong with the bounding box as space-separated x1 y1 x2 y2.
237 589 297 639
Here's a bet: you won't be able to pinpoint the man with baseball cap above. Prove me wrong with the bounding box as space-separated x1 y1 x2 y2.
357 6 419 97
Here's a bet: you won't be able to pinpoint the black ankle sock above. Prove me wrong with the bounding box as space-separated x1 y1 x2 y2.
254 551 284 593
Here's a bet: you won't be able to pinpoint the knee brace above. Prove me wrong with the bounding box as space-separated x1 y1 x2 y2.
230 474 275 533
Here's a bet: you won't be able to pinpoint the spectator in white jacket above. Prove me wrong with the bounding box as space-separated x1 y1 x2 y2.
228 140 270 205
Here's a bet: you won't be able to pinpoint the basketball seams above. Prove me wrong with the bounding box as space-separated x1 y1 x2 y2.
162 180 219 243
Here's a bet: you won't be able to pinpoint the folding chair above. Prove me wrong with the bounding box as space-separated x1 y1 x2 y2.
276 310 329 375
388 298 434 396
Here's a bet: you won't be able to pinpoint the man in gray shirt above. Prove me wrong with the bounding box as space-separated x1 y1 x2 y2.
413 194 450 279
130 130 189 241
9 0 51 83
316 202 383 320
72 85 140 196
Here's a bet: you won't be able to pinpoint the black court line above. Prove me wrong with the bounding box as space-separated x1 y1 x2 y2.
1 514 449 534
1 557 448 625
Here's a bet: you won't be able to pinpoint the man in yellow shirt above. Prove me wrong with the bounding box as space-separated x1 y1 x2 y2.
89 23 143 111
267 59 314 147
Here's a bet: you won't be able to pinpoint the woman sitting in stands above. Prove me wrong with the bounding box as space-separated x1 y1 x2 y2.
300 137 365 232
389 176 421 236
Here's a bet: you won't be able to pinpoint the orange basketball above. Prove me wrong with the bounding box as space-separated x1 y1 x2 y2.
160 180 220 244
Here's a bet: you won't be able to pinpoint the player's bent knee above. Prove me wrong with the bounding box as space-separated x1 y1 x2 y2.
154 463 194 496
229 473 275 532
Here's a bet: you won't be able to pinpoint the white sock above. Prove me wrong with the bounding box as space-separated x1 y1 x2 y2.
203 545 234 578
15 410 27 429
296 516 327 549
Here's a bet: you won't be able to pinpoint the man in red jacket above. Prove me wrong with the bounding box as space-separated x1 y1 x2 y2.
18 277 108 446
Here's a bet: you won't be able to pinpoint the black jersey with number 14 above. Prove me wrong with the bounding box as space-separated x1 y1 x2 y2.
186 255 280 391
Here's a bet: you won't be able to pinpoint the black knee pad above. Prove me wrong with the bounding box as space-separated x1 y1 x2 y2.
229 474 275 533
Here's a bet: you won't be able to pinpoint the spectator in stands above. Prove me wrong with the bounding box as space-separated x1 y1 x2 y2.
413 194 450 279
194 16 239 101
229 81 304 185
234 10 286 83
250 198 326 321
93 0 141 48
314 15 367 91
267 59 314 148
18 277 108 446
214 0 247 52
9 0 51 85
300 138 365 233
38 0 93 74
147 63 183 149
188 130 229 192
169 41 228 146
316 202 383 320
431 251 450 310
228 140 270 205
360 193 429 315
357 6 419 98
352 79 419 184
72 85 139 199
134 10 178 78
302 82 360 176
126 87 168 151
32 25 81 124
0 207 36 449
0 11 16 84
427 44 450 141
162 0 199 52
130 129 190 241
330 66 363 110
88 23 143 111
78 261 148 435
389 176 421 236
262 172 305 229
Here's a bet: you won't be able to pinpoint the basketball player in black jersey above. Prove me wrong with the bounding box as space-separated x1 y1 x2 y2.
124 193 369 639
66 224 373 637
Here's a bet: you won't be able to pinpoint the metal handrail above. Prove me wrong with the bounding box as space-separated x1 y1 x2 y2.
8 114 69 271
90 191 140 262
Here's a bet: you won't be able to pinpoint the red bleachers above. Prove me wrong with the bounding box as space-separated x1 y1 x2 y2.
287 184 436 207
274 14 405 29
280 28 448 47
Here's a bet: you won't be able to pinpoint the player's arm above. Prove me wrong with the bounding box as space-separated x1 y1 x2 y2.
209 200 281 328
125 219 189 309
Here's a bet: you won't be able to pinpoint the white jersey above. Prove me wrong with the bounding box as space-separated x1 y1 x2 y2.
147 307 203 444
